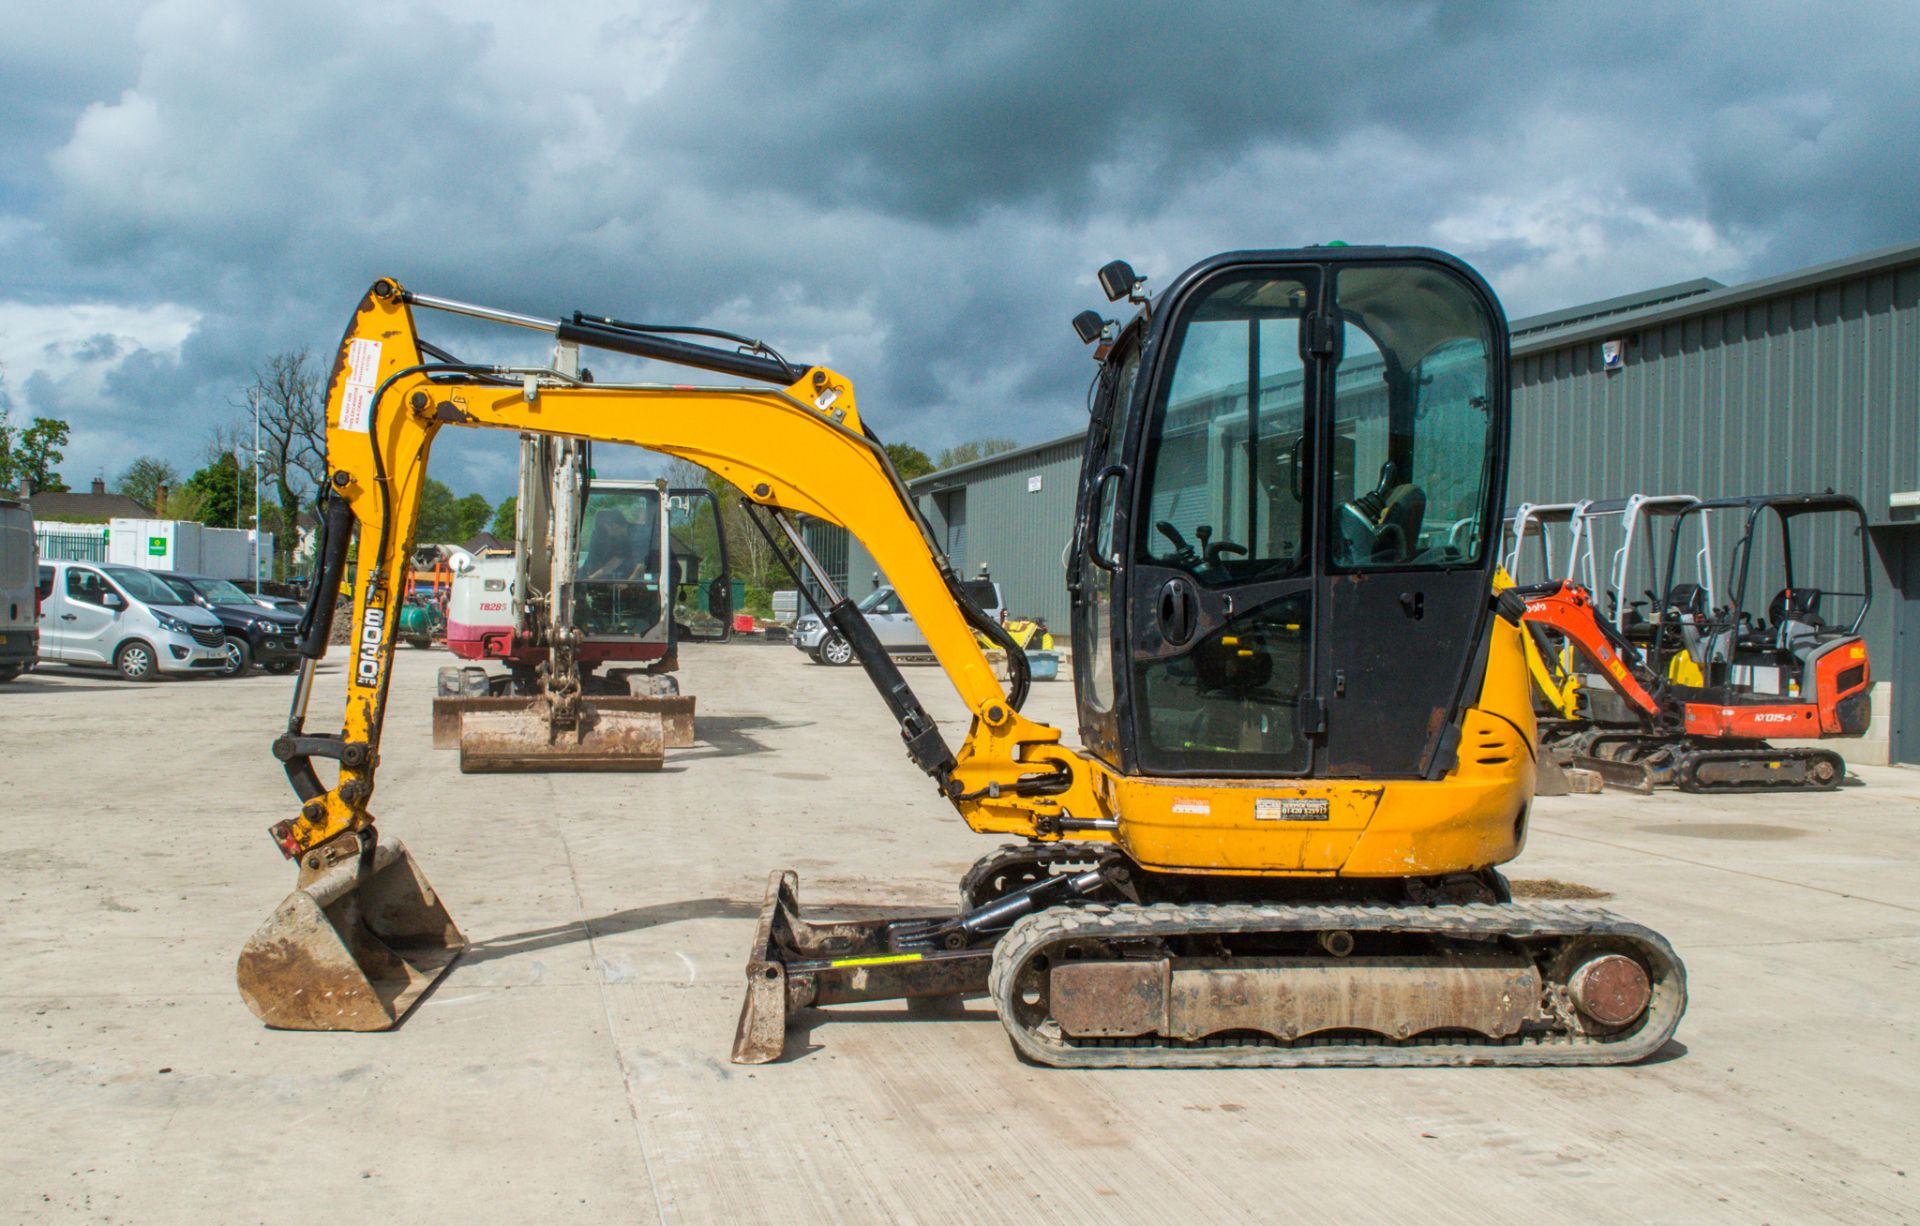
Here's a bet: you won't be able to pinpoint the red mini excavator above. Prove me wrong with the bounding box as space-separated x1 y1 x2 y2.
1512 493 1875 792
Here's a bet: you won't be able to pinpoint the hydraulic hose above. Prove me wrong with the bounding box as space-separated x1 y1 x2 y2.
296 486 356 658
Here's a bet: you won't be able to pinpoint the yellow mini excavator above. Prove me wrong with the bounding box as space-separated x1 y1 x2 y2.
238 248 1686 1066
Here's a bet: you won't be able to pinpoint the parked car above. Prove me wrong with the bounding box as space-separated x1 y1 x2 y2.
249 579 308 616
793 578 1005 665
0 495 36 682
35 560 228 681
154 571 304 677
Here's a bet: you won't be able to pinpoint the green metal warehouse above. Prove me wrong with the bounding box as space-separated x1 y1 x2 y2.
806 240 1920 764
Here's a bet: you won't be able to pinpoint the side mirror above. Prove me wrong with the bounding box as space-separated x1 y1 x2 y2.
102 591 125 610
1097 260 1140 303
1072 310 1107 345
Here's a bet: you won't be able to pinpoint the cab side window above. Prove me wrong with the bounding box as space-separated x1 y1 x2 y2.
870 593 900 616
37 566 55 601
66 569 109 606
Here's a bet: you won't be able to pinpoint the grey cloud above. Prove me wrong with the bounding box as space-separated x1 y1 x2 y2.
1 0 1916 499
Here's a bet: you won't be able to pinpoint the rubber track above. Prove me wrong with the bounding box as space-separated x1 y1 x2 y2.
987 901 1687 1069
1676 747 1844 793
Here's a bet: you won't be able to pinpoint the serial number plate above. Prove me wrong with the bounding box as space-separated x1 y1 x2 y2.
1255 797 1330 822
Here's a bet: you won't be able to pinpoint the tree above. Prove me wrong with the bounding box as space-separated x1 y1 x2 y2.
415 477 492 543
935 437 1019 470
0 411 72 493
491 495 518 539
239 351 327 580
116 456 180 513
884 441 935 481
160 483 211 525
451 492 492 542
666 457 793 599
181 454 245 527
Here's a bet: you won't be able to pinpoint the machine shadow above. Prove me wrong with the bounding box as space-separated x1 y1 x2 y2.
677 714 815 759
462 898 763 966
462 896 939 968
776 998 995 1063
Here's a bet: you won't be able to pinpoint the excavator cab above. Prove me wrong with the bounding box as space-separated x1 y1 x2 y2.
1654 493 1873 725
1069 250 1508 780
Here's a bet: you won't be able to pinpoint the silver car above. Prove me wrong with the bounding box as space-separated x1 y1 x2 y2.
794 579 1004 665
35 561 229 680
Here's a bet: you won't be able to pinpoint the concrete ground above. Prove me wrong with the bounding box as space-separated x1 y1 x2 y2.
2 641 1916 1225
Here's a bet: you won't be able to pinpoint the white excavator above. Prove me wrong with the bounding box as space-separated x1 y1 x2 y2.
432 367 731 770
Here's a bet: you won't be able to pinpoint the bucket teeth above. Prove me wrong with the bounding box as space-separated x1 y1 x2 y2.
236 836 465 1031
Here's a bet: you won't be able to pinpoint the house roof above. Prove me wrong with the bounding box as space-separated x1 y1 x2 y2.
27 490 153 521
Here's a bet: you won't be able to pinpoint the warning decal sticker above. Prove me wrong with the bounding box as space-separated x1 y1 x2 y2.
337 338 384 433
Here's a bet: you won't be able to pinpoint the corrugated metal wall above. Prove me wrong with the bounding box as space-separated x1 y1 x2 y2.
912 438 1083 628
1510 258 1920 667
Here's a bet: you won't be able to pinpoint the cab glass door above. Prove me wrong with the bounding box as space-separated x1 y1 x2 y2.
1126 269 1318 776
1319 262 1501 776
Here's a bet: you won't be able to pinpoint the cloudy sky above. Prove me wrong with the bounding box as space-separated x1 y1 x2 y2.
3 0 1916 501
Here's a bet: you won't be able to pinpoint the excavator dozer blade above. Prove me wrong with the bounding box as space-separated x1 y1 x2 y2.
457 700 666 772
1572 753 1657 794
731 871 990 1065
436 695 694 751
237 836 465 1031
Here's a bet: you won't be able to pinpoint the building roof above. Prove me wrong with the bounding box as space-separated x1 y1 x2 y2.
1510 236 1920 356
27 490 153 521
908 434 1085 493
1507 278 1723 340
463 530 508 555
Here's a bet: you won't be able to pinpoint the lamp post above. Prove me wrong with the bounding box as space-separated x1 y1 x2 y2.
252 403 262 591
237 406 264 593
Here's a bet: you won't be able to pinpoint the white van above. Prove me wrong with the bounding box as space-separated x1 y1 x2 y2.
35 560 229 680
0 496 35 681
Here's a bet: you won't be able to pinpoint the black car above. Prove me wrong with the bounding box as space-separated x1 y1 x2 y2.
155 572 303 678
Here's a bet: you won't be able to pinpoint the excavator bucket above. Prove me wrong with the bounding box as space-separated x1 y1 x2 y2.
236 836 465 1031
456 699 667 772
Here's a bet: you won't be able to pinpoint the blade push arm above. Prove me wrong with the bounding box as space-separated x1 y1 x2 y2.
269 279 1105 859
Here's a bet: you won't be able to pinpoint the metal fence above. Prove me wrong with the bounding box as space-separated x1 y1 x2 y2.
35 529 108 562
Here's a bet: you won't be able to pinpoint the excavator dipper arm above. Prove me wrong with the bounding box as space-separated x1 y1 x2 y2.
1512 580 1669 724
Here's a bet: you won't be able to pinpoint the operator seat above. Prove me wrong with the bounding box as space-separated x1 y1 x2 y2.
1664 583 1721 665
1768 587 1827 659
1336 461 1426 564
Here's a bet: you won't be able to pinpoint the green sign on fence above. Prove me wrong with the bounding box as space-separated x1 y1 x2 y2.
148 536 167 557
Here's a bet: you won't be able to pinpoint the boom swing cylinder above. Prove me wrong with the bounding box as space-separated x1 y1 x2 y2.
239 254 1686 1066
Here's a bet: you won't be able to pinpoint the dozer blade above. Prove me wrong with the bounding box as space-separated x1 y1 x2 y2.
732 870 990 1065
1571 753 1656 794
457 700 666 772
437 695 693 752
237 836 465 1031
